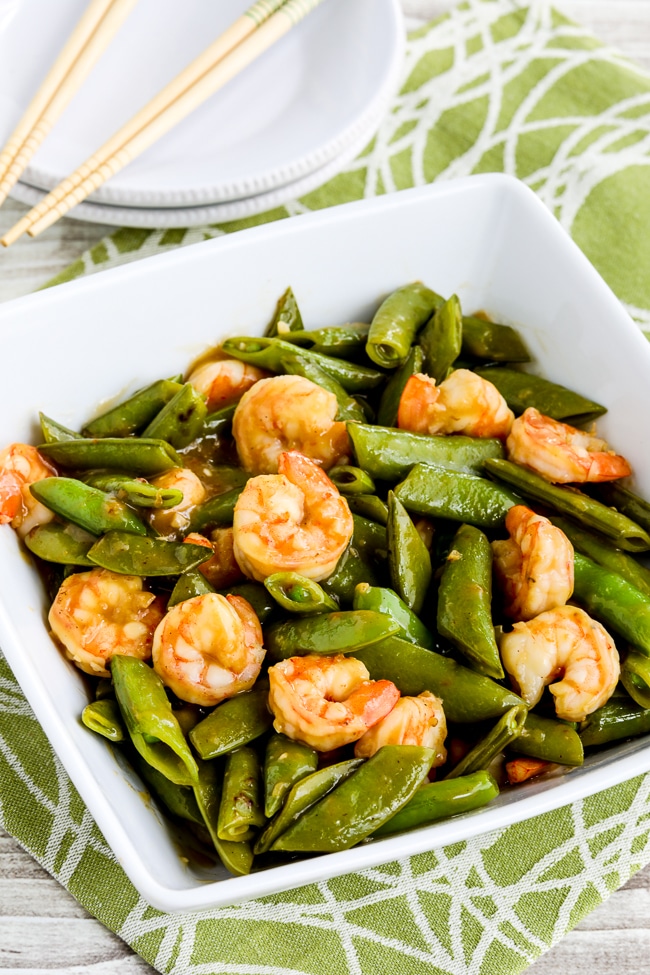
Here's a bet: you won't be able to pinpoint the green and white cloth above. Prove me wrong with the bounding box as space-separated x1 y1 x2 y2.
5 1 650 972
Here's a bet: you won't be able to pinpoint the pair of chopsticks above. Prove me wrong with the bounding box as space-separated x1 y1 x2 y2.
1 0 326 247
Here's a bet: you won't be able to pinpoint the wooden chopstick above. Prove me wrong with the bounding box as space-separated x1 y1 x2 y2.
2 0 325 246
0 0 138 208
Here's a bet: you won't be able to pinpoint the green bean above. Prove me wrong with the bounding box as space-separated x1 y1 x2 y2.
265 610 400 662
460 314 530 362
83 379 183 438
280 353 366 423
81 699 125 742
621 651 650 709
352 513 388 557
353 583 434 649
373 771 500 837
280 322 370 358
322 543 379 605
219 582 276 623
445 705 528 779
437 523 503 680
193 758 254 876
484 458 650 552
328 466 376 496
579 698 650 747
88 532 212 576
474 366 606 423
111 656 198 787
597 482 650 536
376 345 424 428
272 745 435 852
200 404 237 438
345 494 389 525
366 282 441 368
387 491 431 615
549 514 650 600
142 382 207 449
265 285 304 336
418 293 462 382
263 734 318 819
188 487 244 532
189 683 272 760
217 746 266 841
39 413 81 444
25 522 95 566
132 753 204 826
573 552 650 655
38 438 181 475
264 572 338 615
30 478 148 537
395 463 518 528
82 472 183 509
168 570 216 607
515 712 584 766
348 422 504 482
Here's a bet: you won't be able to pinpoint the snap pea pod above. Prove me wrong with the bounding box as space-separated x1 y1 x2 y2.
222 336 385 393
352 514 387 557
265 610 401 662
95 678 113 701
515 712 584 766
366 282 441 369
264 572 338 615
376 344 424 428
548 514 650 600
38 438 181 475
132 753 204 826
395 463 518 529
188 487 245 533
437 523 503 680
280 352 367 423
348 422 504 482
111 656 199 787
168 570 215 607
387 491 431 615
597 482 650 536
39 413 81 443
445 705 528 779
328 466 376 496
200 404 237 438
265 285 304 336
346 494 389 525
474 366 606 423
254 759 362 854
579 698 650 747
30 478 148 536
484 458 650 552
272 745 435 852
418 293 462 382
193 758 254 876
83 379 183 438
88 532 212 576
189 683 272 760
322 543 379 605
354 636 525 723
573 552 650 655
82 472 183 509
219 582 276 623
263 733 318 818
25 522 95 566
280 322 370 358
621 651 650 709
373 771 500 837
460 314 530 362
217 746 266 842
142 382 207 449
81 699 125 742
353 583 434 649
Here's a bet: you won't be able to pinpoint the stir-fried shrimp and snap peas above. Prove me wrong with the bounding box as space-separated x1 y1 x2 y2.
3 279 648 877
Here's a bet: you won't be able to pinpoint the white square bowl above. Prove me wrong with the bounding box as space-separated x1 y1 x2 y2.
1 174 650 913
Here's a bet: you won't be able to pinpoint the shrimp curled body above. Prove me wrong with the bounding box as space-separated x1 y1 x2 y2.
268 653 400 752
233 450 353 582
499 605 620 721
354 691 447 765
506 407 631 483
152 592 265 707
0 443 56 536
187 358 269 411
492 505 574 621
48 568 165 677
398 370 514 439
148 468 206 537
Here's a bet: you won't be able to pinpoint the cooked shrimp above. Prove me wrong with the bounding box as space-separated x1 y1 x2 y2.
0 443 56 537
354 691 447 765
506 407 631 483
152 592 265 706
184 529 244 589
187 358 269 411
48 568 165 677
268 653 400 752
232 374 350 474
233 450 353 582
499 605 620 721
397 370 514 439
492 505 574 621
148 468 206 536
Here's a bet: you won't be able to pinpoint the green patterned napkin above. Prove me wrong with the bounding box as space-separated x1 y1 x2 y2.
5 2 650 973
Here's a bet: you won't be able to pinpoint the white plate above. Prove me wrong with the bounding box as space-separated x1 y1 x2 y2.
0 0 404 208
0 175 649 913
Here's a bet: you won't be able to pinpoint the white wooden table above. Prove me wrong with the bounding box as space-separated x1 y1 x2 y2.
1 2 649 972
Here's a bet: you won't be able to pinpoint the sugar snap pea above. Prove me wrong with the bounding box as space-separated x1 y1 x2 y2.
376 344 424 428
621 651 650 709
81 699 125 742
25 522 95 566
265 610 400 662
132 753 204 827
322 543 379 605
200 404 237 438
30 477 148 537
373 771 500 837
217 746 266 842
168 570 215 607
38 438 181 475
549 514 650 600
474 366 606 423
395 463 518 528
353 583 434 650
346 494 389 525
39 413 81 444
573 552 650 655
418 293 462 382
280 322 370 358
460 314 530 362
264 572 338 615
280 353 367 423
352 514 387 557
142 382 207 449
88 532 212 576
83 379 183 438
387 491 431 615
515 712 584 766
265 285 304 336
82 472 183 509
366 282 441 368
579 698 650 747
189 683 272 760
328 466 376 496
219 582 276 623
188 486 245 533
263 733 318 819
445 705 528 779
597 482 650 536
193 758 254 876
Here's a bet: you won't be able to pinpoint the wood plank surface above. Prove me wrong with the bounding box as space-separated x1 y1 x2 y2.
0 2 649 973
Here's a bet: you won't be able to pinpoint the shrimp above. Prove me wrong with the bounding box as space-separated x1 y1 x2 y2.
187 358 269 411
232 450 353 582
499 605 620 721
152 592 265 706
0 443 56 537
354 691 447 765
397 370 514 439
492 505 574 621
506 407 632 483
267 653 400 752
232 374 351 474
48 568 165 678
148 468 206 536
184 529 245 589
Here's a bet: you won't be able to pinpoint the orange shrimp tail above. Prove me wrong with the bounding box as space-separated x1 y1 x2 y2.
0 470 23 524
587 452 632 482
278 449 334 487
397 373 441 433
354 679 400 729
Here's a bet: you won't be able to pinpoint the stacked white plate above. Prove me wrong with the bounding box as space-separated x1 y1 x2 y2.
0 0 405 227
